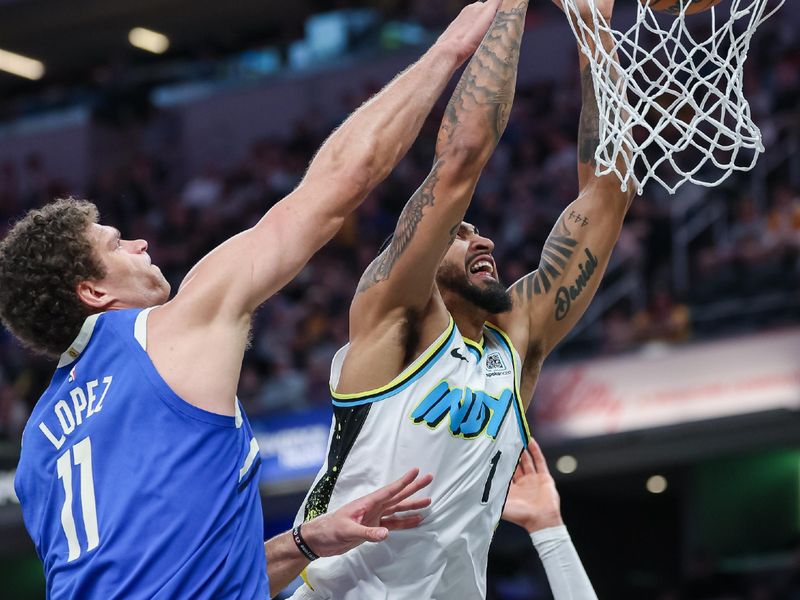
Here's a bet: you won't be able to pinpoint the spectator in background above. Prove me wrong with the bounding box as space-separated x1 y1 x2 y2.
181 164 224 209
20 154 49 210
633 284 691 346
0 383 25 442
603 305 638 354
767 185 800 253
0 161 20 221
257 354 309 414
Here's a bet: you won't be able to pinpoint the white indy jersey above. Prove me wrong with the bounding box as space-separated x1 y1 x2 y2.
293 315 531 600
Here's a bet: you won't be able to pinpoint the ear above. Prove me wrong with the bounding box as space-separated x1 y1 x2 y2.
76 280 114 310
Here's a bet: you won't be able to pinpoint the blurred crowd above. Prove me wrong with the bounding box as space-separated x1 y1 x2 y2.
0 7 797 600
0 17 798 449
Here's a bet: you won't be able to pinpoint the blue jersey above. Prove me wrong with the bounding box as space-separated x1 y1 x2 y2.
15 308 268 599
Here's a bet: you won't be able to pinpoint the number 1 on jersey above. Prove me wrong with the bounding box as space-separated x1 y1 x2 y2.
481 450 502 504
56 437 99 561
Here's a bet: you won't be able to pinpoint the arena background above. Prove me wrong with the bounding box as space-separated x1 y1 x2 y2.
0 1 797 598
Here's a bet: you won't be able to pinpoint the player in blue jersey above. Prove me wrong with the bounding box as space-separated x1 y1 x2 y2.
0 3 505 598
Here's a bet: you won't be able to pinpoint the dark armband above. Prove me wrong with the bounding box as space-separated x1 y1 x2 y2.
292 524 320 562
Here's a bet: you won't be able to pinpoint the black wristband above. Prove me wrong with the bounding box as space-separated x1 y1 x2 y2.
292 524 320 562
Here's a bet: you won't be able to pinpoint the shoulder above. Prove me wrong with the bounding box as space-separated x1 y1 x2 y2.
489 308 545 369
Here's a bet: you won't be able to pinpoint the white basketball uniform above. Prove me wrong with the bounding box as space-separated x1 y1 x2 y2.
292 315 530 599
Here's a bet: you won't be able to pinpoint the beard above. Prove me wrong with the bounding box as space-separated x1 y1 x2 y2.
436 263 513 315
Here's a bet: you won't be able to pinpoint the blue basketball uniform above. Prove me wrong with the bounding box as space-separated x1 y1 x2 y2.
15 308 268 599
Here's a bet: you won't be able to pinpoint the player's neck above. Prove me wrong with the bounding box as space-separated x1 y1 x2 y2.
447 303 489 343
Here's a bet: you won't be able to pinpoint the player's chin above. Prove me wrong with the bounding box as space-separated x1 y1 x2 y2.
152 269 171 299
468 271 499 287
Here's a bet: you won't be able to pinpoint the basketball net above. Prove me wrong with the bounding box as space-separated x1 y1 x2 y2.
560 0 785 194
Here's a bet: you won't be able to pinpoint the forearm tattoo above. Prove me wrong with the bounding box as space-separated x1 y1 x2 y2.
356 1 529 294
511 216 578 299
440 1 529 147
553 248 599 321
357 160 444 293
511 214 600 321
578 64 601 167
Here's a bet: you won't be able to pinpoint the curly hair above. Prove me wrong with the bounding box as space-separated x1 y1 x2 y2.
0 198 106 357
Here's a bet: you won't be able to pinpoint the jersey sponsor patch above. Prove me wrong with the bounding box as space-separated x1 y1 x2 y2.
485 352 511 377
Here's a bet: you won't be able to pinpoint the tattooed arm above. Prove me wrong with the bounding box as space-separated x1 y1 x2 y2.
144 3 502 417
495 0 634 405
340 0 530 393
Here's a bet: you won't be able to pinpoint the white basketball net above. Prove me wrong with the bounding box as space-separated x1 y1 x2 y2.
560 0 785 194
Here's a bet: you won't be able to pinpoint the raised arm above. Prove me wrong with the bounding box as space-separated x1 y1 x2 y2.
350 0 529 338
498 0 634 404
146 3 502 415
172 1 502 324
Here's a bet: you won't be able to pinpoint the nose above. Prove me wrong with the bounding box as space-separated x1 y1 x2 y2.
470 233 494 254
124 239 148 253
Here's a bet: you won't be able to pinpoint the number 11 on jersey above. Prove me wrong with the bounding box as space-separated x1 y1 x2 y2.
56 437 100 562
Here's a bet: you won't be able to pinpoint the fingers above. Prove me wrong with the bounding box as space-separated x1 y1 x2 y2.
518 444 536 475
362 468 421 506
356 470 432 522
354 525 389 543
485 0 503 20
527 437 549 475
351 513 427 542
383 496 432 517
375 472 433 514
381 514 424 531
466 0 501 22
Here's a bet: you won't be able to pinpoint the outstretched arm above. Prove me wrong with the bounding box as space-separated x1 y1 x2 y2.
265 469 432 597
497 0 634 403
174 2 501 321
344 0 529 390
148 3 502 416
355 0 527 308
502 439 598 600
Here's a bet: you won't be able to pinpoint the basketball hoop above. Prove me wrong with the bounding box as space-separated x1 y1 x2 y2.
559 0 786 194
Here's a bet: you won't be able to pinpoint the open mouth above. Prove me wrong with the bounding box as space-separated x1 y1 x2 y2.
468 256 496 280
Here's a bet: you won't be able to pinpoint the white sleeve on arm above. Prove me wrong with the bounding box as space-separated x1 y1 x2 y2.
530 525 598 600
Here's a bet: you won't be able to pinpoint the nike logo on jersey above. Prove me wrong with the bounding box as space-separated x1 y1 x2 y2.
411 381 513 440
450 348 469 363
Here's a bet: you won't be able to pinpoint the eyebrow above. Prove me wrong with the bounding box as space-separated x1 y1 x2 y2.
107 227 121 248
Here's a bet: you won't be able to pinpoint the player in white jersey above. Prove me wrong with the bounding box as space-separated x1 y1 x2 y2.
296 316 528 598
293 0 632 597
